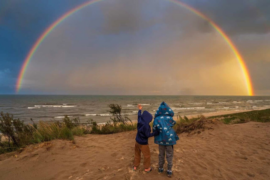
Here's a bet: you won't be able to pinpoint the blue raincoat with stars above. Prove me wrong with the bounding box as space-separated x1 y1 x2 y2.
153 102 179 146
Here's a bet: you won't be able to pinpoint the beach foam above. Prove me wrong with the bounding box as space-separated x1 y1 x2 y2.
28 107 40 109
85 113 111 117
33 104 76 108
54 116 72 119
172 107 206 110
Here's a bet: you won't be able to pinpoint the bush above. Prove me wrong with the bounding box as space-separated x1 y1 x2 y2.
0 112 35 147
71 127 84 136
63 116 79 129
59 126 74 140
108 104 132 125
210 109 270 124
175 115 216 134
90 120 137 134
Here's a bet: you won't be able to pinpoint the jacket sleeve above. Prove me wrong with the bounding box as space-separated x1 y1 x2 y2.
153 118 157 131
138 110 142 119
171 119 176 127
167 119 176 127
144 125 159 138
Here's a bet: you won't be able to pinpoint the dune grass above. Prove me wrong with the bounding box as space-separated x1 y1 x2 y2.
0 111 136 154
1 108 270 154
209 109 270 124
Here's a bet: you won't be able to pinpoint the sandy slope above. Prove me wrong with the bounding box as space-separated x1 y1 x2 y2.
0 122 270 180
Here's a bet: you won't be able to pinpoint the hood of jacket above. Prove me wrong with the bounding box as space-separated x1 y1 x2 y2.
138 110 153 126
155 101 174 118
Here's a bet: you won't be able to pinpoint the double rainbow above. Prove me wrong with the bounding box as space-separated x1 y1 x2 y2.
16 0 254 95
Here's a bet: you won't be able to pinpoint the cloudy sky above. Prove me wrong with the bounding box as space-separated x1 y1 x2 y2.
0 0 270 95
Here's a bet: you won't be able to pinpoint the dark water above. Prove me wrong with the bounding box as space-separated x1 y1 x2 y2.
0 95 270 124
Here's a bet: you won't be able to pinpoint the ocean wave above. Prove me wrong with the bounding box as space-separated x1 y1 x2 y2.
62 105 76 108
33 104 76 108
140 104 150 106
172 107 206 110
219 102 229 104
189 102 203 105
247 100 263 103
127 104 134 107
54 116 72 119
85 113 111 117
28 107 40 109
232 101 241 103
85 114 97 116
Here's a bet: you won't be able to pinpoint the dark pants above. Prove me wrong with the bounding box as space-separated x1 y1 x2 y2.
134 142 151 169
159 145 174 171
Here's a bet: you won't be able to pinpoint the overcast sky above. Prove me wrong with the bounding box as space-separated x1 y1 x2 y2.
1 0 270 95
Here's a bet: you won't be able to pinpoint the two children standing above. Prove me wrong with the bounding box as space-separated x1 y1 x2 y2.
133 102 179 177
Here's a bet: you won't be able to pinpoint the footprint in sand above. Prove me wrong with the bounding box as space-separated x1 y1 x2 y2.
111 153 118 157
80 162 88 167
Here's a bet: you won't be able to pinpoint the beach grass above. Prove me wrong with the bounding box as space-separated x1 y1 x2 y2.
209 109 270 124
1 108 270 154
0 112 136 154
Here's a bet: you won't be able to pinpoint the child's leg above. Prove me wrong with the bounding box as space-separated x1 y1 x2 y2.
158 145 166 169
165 145 174 171
141 144 151 169
134 142 141 168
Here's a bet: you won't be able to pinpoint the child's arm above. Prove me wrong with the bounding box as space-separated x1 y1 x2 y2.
137 104 142 121
144 125 159 138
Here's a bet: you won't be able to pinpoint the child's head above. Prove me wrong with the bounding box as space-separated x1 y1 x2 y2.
141 111 153 124
155 101 174 118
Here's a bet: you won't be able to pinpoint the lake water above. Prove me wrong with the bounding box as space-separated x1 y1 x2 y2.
1 95 270 124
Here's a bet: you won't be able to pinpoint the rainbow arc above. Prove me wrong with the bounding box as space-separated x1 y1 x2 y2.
16 0 254 95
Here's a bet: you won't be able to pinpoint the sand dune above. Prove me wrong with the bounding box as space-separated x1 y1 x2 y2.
0 122 270 180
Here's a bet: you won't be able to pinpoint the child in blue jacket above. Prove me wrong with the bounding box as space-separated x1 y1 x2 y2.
153 102 179 177
133 104 159 172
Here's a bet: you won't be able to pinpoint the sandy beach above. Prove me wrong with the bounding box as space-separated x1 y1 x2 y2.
0 120 270 180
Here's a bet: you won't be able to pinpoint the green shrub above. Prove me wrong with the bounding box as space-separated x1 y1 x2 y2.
222 117 236 124
59 126 74 140
63 116 79 129
108 104 132 125
0 112 35 147
71 127 84 136
210 109 270 124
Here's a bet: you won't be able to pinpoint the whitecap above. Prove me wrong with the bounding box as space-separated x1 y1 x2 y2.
28 107 40 109
99 114 111 116
85 114 97 116
62 105 75 108
54 116 72 119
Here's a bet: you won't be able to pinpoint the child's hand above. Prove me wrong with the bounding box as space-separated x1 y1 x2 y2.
138 104 142 110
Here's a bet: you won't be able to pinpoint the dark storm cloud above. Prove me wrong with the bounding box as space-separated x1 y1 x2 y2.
98 0 157 34
182 0 270 35
97 0 214 35
97 0 270 36
1 0 270 95
0 0 89 93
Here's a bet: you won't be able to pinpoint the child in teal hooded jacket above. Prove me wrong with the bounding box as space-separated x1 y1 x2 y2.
153 102 179 177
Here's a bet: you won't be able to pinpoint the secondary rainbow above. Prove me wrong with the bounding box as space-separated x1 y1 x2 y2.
16 0 254 95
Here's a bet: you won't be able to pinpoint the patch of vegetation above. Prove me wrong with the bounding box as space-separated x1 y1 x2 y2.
108 104 132 125
90 104 137 134
222 117 236 124
0 113 80 154
210 109 270 124
0 104 137 154
174 115 216 134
